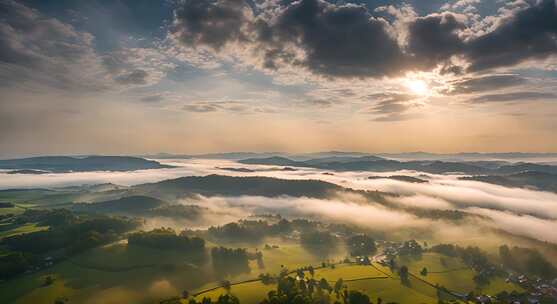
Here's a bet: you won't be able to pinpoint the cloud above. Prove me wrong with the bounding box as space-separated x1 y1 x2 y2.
470 91 557 103
441 0 480 12
259 0 406 78
172 0 253 51
114 69 150 85
2 158 557 244
183 102 220 113
359 177 557 220
102 47 175 87
0 0 106 91
306 99 334 108
464 0 557 72
387 194 454 210
169 0 557 82
192 194 433 231
468 207 557 244
447 74 527 94
406 12 466 69
0 0 174 92
171 0 406 78
182 100 253 114
367 93 421 121
140 94 165 103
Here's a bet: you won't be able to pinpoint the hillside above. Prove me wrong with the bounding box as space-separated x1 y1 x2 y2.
72 196 167 214
134 174 343 198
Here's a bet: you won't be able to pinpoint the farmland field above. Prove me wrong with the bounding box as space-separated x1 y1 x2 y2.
0 222 49 240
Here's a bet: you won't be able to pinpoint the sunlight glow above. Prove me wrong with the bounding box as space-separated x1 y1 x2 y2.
405 79 429 95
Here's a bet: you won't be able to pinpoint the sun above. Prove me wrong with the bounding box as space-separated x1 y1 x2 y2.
405 79 429 96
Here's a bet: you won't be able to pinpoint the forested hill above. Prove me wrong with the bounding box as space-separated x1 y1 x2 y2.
133 174 343 198
72 196 167 214
0 156 172 172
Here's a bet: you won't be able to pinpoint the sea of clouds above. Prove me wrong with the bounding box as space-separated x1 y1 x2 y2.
1 158 556 244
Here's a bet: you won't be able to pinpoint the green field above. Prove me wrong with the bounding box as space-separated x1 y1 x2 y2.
0 240 525 304
0 240 341 304
395 252 522 296
0 222 49 240
0 206 24 216
193 262 450 304
188 252 527 304
0 241 211 304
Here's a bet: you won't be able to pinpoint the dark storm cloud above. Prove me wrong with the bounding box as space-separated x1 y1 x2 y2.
448 75 528 94
464 0 557 72
173 0 406 78
172 0 557 80
406 12 465 69
470 91 557 103
173 0 252 50
261 0 406 77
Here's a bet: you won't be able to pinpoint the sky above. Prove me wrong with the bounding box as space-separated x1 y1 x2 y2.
1 0 557 157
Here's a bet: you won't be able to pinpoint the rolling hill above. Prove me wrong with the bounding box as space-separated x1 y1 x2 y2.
133 174 343 198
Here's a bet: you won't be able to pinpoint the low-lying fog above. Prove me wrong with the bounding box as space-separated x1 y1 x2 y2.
2 158 557 245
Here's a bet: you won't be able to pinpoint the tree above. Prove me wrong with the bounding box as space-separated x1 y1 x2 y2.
221 280 231 292
399 266 409 285
215 294 239 304
319 278 332 292
399 240 422 257
388 259 396 269
347 290 371 304
346 234 376 257
201 297 212 304
308 266 315 277
420 267 428 276
182 290 190 299
44 275 55 286
53 298 66 304
334 278 344 297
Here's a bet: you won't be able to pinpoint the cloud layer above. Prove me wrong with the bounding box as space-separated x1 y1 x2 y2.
171 0 557 79
2 158 557 244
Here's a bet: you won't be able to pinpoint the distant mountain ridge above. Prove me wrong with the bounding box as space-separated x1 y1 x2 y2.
0 156 172 172
142 151 557 162
461 171 557 193
238 156 557 175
